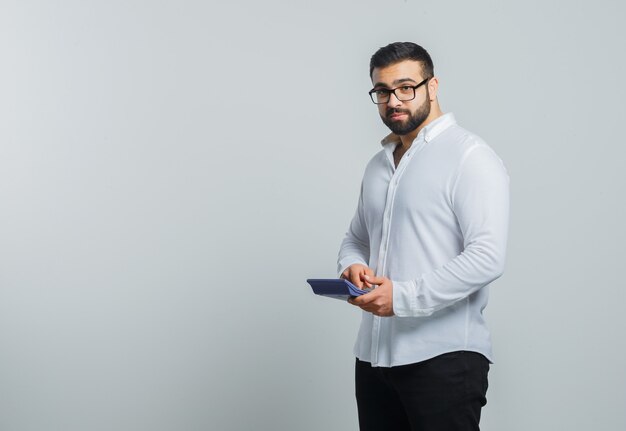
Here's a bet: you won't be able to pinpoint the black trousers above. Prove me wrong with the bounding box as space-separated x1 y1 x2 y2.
355 351 489 431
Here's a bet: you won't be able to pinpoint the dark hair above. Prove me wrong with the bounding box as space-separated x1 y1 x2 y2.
369 42 434 79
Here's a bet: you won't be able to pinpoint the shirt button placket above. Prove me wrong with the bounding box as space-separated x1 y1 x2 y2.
373 169 399 365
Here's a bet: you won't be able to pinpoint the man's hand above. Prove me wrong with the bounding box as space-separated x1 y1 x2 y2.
348 275 394 317
341 264 375 289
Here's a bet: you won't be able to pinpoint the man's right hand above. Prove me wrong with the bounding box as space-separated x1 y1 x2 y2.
341 264 375 289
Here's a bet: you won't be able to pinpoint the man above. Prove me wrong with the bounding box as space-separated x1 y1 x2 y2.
337 42 509 430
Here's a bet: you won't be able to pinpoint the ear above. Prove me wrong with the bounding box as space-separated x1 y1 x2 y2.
427 76 439 101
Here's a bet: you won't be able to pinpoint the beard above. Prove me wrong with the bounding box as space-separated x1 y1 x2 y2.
381 94 431 136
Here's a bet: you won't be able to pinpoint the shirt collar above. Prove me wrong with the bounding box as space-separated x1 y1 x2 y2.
380 112 457 147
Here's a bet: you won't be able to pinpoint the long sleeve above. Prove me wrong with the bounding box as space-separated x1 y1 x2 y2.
337 186 371 276
392 144 510 317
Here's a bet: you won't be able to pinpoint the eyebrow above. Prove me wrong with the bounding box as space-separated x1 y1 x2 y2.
372 77 419 88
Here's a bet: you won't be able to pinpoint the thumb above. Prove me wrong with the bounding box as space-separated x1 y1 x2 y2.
364 275 385 286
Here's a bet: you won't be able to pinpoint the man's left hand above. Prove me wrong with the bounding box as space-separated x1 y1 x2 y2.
348 275 394 317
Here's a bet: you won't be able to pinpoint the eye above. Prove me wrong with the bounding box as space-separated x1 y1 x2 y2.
375 89 389 96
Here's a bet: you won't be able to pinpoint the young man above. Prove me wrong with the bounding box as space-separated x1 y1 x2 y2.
337 42 509 430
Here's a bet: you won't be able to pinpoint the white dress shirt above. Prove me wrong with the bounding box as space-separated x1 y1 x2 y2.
338 113 509 367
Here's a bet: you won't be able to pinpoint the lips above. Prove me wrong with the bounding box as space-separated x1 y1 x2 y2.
387 109 410 121
389 113 408 121
387 112 408 121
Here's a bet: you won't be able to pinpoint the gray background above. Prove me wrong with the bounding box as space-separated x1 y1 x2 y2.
1 1 625 430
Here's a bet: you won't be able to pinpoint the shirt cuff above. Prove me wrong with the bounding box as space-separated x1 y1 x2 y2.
392 279 433 317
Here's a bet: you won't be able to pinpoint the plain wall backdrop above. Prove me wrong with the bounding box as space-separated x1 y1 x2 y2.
1 1 625 430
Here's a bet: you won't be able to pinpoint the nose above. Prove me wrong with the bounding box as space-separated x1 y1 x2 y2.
386 91 402 108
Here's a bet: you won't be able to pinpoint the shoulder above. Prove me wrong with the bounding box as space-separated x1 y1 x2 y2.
440 124 486 152
363 148 388 171
438 124 505 170
444 128 509 194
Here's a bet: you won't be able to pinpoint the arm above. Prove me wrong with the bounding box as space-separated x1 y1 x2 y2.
392 144 510 317
337 186 373 288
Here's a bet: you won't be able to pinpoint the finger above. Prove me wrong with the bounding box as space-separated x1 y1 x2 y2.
359 273 373 288
350 273 364 288
366 275 386 286
348 296 367 307
351 291 376 306
361 274 379 289
359 304 379 314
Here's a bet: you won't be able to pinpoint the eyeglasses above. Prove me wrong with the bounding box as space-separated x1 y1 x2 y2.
368 77 431 104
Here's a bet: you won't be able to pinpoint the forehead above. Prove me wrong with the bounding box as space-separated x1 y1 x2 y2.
371 60 424 86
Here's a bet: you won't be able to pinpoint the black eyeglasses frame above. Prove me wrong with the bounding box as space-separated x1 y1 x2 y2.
368 77 431 104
